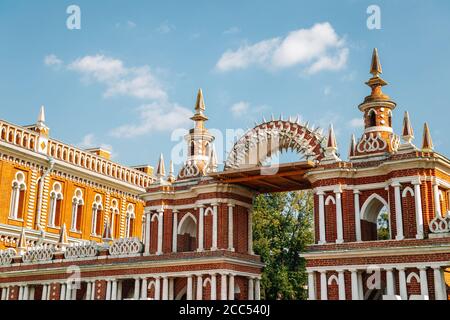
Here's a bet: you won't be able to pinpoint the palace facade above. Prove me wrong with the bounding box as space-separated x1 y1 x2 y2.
0 49 448 301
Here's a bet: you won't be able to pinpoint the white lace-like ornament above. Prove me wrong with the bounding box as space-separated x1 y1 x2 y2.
64 241 99 259
108 238 143 256
22 245 55 263
0 248 16 266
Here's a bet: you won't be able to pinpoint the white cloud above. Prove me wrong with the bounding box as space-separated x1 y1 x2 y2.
323 86 332 96
223 27 240 35
156 21 175 34
216 22 348 74
349 118 364 128
44 54 63 68
110 102 193 138
231 101 250 117
68 55 167 100
127 21 137 28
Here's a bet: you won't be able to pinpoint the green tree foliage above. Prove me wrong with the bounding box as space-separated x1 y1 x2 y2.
253 191 314 300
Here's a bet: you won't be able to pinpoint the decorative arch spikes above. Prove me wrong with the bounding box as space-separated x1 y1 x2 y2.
225 118 326 170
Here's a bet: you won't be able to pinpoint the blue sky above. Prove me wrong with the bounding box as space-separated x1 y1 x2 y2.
0 0 450 170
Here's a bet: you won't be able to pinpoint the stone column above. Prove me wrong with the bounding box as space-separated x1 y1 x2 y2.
172 210 178 253
248 209 254 254
317 191 326 244
141 278 148 300
105 280 112 300
60 283 66 301
90 282 96 300
169 278 174 300
187 276 193 301
320 271 328 301
307 271 316 300
117 281 123 300
350 269 359 300
398 267 408 300
211 274 217 301
162 277 169 301
248 278 255 301
198 205 205 252
196 275 203 300
433 267 446 300
385 268 395 296
433 183 442 218
228 274 235 300
419 267 429 298
212 204 218 251
85 282 91 301
111 280 118 300
255 278 261 301
228 204 235 251
155 277 161 300
412 180 424 239
1 287 7 300
338 270 346 300
220 274 227 301
133 278 140 300
23 285 29 300
335 190 344 244
144 212 151 255
157 209 164 255
392 182 405 240
354 190 362 242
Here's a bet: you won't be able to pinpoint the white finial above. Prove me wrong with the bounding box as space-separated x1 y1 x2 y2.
38 105 46 124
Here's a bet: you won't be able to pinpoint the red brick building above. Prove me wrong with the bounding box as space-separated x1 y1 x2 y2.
0 49 448 301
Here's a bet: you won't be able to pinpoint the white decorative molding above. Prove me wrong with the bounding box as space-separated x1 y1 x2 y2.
109 237 143 256
357 133 387 153
0 248 16 266
429 214 450 234
64 241 98 259
22 245 55 263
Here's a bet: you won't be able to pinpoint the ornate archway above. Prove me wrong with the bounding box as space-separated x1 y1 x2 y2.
225 118 326 170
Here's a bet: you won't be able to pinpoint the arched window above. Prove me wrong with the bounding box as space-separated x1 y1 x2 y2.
387 110 393 127
91 195 104 236
360 194 391 241
71 189 84 232
1 127 6 140
190 141 195 156
368 109 377 127
110 199 120 239
125 204 136 238
177 213 197 252
48 182 64 228
10 172 27 220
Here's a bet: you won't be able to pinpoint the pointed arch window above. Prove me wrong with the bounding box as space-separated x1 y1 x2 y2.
91 195 104 236
387 110 393 127
368 109 377 127
48 182 64 228
10 172 27 220
110 199 120 239
125 204 136 238
71 189 84 232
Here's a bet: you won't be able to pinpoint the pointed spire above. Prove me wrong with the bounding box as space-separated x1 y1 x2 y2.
156 153 166 178
167 160 175 183
321 124 341 163
364 48 390 103
38 105 46 124
349 134 356 158
370 48 383 77
327 124 337 149
422 122 434 152
195 88 206 113
58 224 69 250
17 228 27 255
208 144 218 172
402 111 414 143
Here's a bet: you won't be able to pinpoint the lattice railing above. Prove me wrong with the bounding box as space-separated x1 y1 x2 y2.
108 238 143 256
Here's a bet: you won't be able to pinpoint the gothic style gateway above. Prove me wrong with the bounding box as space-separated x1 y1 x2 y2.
0 49 448 301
